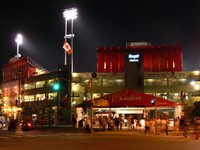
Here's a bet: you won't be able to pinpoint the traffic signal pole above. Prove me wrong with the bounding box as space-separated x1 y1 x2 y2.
90 73 97 133
90 77 93 133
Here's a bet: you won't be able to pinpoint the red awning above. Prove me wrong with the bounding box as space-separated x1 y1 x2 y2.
77 89 181 108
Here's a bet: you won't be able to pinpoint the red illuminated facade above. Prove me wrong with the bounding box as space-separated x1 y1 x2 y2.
97 44 182 72
2 56 47 83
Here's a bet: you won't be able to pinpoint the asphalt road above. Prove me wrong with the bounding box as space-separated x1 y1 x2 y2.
0 129 199 150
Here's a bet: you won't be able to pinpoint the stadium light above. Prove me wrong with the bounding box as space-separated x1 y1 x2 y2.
63 8 77 73
15 34 23 59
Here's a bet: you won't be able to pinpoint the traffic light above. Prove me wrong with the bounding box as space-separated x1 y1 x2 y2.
53 82 60 91
91 72 97 78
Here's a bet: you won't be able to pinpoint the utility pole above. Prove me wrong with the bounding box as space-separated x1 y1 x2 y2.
90 72 97 133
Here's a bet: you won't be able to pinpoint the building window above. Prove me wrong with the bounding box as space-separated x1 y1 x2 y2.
114 79 124 86
168 78 177 86
47 79 55 86
93 93 101 99
24 95 34 102
36 94 45 101
156 79 167 86
177 79 187 85
24 83 35 90
144 79 156 86
36 81 45 88
48 92 57 100
103 79 114 86
93 79 101 86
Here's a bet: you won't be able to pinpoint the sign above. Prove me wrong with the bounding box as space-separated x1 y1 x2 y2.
128 54 140 62
119 96 142 101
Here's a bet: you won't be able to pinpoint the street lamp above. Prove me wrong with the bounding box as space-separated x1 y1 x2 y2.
63 7 77 73
15 34 23 59
90 73 97 133
17 70 22 120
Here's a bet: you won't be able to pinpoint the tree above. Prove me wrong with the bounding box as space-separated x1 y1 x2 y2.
21 106 33 120
192 101 200 117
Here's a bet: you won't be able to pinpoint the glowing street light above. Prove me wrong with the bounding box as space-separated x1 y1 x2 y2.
63 8 77 73
15 34 23 59
63 8 77 20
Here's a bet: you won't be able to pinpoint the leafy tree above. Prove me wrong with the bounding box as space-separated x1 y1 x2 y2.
183 103 194 118
192 101 200 117
0 103 3 112
21 105 33 120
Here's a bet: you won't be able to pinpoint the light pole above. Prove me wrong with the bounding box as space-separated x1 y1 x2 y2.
17 70 22 120
90 73 97 132
63 8 77 73
15 34 23 59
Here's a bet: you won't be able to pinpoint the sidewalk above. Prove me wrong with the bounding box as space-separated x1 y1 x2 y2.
3 125 199 140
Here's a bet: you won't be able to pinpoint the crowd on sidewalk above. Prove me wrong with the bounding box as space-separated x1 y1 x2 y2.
80 115 200 139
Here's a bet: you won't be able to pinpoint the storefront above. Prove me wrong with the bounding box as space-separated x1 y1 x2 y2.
76 89 182 124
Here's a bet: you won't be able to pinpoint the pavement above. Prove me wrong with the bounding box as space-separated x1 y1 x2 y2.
1 125 200 140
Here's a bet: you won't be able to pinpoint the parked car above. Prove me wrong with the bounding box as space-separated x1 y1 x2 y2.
8 120 32 131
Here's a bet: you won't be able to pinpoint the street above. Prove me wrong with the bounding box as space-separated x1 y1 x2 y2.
0 129 200 150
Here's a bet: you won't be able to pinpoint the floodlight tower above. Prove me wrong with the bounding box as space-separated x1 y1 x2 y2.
63 8 77 73
15 34 23 59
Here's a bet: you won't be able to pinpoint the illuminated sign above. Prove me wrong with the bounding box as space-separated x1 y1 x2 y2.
119 96 142 101
128 54 140 62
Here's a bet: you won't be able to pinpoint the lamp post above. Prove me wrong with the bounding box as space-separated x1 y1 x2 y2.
90 73 97 132
15 34 23 59
53 80 60 127
17 70 22 120
63 8 77 73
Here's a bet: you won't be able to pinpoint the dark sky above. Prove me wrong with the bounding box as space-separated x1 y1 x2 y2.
1 0 200 74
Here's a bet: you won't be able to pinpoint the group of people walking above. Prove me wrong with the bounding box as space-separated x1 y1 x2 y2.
144 116 197 138
98 116 123 131
97 115 142 132
144 116 170 135
82 114 199 138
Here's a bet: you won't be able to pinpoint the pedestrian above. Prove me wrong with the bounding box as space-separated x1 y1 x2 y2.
102 116 107 132
136 119 141 131
145 118 150 134
85 117 91 133
119 117 123 130
160 117 166 135
107 117 111 130
127 115 132 130
174 117 180 136
150 118 155 134
72 114 77 129
155 116 161 134
165 117 170 135
99 116 103 129
114 117 120 130
15 120 23 136
179 116 188 138
109 117 114 131
131 116 135 130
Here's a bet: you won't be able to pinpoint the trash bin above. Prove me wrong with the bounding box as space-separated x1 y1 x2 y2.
78 119 83 128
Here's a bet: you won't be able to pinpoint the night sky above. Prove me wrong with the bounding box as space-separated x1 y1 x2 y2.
1 0 200 76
